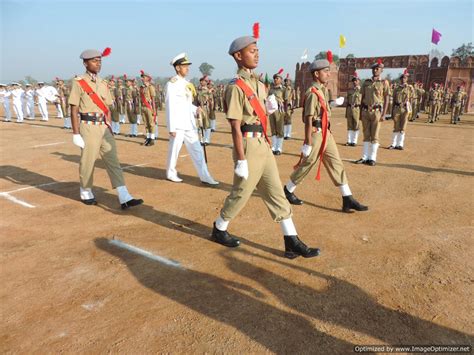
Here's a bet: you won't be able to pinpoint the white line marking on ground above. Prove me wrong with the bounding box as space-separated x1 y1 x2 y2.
32 142 65 148
122 163 150 170
109 239 182 268
1 181 60 194
410 136 441 140
0 192 35 208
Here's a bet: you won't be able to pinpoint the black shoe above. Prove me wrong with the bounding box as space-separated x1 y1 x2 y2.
350 143 356 147
143 138 151 146
342 195 368 213
367 160 376 166
121 198 144 210
82 198 97 206
274 151 281 156
395 146 404 150
148 139 155 146
345 142 351 146
211 129 215 132
284 137 290 140
284 186 303 205
211 223 240 247
284 235 320 259
355 158 367 164
388 145 396 150
272 150 277 155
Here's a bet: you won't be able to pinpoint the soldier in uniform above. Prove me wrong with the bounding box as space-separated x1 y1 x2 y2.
196 76 212 145
0 84 12 122
385 82 394 119
211 27 321 259
23 84 36 120
139 70 156 146
117 78 127 124
427 83 441 123
355 59 390 166
283 76 294 140
165 52 219 185
459 85 467 116
283 57 368 213
451 86 463 124
124 77 139 137
10 83 25 123
414 82 425 120
345 71 362 146
388 70 412 150
35 82 49 121
56 78 71 128
208 80 217 132
68 48 143 209
267 69 285 155
108 77 121 135
295 85 301 108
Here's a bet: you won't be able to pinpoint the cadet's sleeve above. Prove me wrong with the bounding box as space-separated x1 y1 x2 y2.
150 86 156 98
304 92 319 118
68 80 82 106
225 84 244 121
103 83 113 106
384 81 390 97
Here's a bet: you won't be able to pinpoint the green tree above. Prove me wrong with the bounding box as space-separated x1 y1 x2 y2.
198 62 215 76
314 51 339 64
24 75 38 85
346 53 355 58
451 42 474 60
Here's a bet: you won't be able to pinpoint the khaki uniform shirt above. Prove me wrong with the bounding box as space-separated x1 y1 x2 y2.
304 82 331 121
225 68 267 125
361 78 390 107
140 84 156 106
393 84 413 106
68 72 112 113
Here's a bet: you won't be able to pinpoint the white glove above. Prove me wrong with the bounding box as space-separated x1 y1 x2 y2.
72 134 85 149
265 94 278 114
234 160 249 180
301 144 312 157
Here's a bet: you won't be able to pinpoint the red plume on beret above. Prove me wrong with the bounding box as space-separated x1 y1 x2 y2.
327 50 333 64
102 47 111 57
140 70 145 75
354 71 358 78
377 58 383 65
286 73 290 79
111 75 115 80
124 74 127 79
403 69 408 75
277 68 284 75
253 22 260 40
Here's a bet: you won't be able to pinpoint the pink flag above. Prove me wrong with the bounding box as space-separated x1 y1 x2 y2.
431 28 442 45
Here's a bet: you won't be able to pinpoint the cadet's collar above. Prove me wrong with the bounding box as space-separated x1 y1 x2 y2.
86 71 98 82
237 68 256 81
312 81 323 91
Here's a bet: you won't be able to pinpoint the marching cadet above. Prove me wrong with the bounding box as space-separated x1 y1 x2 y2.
295 85 301 108
165 53 218 185
10 83 25 123
388 69 412 150
23 84 35 120
35 82 49 121
427 83 441 123
423 88 430 114
451 86 463 124
385 82 394 119
196 76 212 145
459 85 467 116
108 77 121 135
139 70 157 146
268 69 285 155
283 76 293 139
355 59 390 166
125 77 139 137
413 82 425 120
0 84 12 121
211 24 321 259
68 48 143 209
283 55 368 213
133 79 143 126
117 78 126 124
56 78 71 128
345 71 362 146
155 83 163 111
208 80 217 132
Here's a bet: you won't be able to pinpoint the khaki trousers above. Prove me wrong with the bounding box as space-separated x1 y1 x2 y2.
392 107 409 132
346 107 360 131
79 123 125 190
141 107 154 134
269 111 284 137
361 109 382 143
220 137 292 222
290 131 348 187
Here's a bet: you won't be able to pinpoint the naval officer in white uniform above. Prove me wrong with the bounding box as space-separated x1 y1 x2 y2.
165 53 218 185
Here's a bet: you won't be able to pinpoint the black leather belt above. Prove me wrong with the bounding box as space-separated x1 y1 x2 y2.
80 113 105 122
241 124 263 133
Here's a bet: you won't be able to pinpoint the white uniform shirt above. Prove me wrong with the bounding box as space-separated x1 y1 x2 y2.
0 89 11 104
35 86 49 103
11 88 24 103
165 75 198 132
24 89 35 101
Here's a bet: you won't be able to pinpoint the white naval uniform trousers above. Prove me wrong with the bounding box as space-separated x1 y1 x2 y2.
165 75 213 181
35 88 49 121
1 90 12 121
11 89 25 122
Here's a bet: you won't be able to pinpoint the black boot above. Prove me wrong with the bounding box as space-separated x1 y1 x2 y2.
121 198 144 210
342 195 368 213
284 186 303 205
354 158 367 164
211 223 240 248
143 138 151 146
284 235 320 259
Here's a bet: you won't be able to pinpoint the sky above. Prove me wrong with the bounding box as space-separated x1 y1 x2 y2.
1 0 473 82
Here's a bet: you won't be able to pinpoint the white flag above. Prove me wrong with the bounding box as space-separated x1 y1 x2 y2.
301 49 308 61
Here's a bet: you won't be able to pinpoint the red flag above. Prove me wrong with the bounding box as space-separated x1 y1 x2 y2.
431 29 442 45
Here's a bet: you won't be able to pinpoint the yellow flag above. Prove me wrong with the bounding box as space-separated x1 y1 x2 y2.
339 35 346 48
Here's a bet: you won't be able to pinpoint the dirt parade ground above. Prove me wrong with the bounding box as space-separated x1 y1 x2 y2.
0 105 473 353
